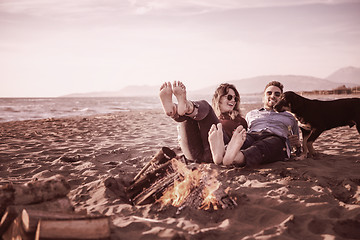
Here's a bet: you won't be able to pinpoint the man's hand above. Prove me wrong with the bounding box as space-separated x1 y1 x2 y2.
288 134 301 148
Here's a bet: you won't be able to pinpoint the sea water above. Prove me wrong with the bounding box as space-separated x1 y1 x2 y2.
0 94 262 122
0 97 162 122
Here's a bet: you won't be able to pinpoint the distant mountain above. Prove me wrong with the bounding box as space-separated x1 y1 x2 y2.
62 91 120 98
114 85 159 96
326 66 360 85
191 75 349 96
62 85 159 97
61 67 359 97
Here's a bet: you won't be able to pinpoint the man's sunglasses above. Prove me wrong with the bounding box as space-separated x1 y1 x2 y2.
266 91 281 97
225 94 239 102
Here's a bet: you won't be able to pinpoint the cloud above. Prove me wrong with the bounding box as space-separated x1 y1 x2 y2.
1 0 359 18
0 0 130 20
127 0 360 15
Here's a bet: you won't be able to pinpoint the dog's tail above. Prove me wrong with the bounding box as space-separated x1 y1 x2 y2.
354 100 360 134
355 116 360 134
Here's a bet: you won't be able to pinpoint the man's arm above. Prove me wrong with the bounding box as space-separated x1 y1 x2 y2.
290 119 301 147
289 118 302 158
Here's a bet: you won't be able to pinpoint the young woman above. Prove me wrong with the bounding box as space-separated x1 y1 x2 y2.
159 81 247 163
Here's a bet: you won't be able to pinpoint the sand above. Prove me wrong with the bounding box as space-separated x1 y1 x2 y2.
1 105 360 240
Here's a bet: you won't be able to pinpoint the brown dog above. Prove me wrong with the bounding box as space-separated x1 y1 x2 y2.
274 91 360 157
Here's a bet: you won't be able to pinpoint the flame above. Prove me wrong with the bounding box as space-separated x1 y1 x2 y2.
200 170 221 210
158 159 222 210
158 159 201 207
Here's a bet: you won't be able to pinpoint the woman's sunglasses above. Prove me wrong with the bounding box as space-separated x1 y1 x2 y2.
225 94 239 102
266 91 281 97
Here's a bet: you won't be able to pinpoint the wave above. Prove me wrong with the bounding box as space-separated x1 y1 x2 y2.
1 107 21 113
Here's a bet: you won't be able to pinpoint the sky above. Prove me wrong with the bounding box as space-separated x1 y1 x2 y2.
1 0 360 97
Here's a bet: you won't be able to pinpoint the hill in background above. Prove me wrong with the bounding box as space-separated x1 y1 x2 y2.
62 66 360 97
327 66 360 85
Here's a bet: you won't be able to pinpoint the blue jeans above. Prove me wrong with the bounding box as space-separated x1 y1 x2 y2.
241 131 287 167
174 100 230 163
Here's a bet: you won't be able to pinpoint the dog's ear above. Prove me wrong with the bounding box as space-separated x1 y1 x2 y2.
288 92 304 113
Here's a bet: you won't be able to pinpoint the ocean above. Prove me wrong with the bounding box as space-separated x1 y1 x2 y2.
0 97 162 122
0 95 262 122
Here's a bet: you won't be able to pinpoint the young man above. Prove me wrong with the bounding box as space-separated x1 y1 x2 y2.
209 81 301 167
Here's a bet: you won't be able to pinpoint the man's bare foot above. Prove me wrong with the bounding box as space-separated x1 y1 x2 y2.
208 123 225 165
159 82 175 117
173 81 192 116
223 125 246 165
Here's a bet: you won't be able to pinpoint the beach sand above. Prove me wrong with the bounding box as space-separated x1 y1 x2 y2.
1 104 360 240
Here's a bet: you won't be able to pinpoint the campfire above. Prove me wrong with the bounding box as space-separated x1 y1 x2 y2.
126 147 237 210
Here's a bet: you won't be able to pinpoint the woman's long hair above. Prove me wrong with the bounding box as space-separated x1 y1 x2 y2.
212 83 241 119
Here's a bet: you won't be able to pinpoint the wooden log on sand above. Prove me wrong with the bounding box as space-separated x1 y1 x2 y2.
0 197 73 236
24 209 110 236
35 216 110 240
2 215 32 240
2 209 110 240
0 175 70 213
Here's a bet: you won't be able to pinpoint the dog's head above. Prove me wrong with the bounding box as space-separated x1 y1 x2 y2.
274 91 297 112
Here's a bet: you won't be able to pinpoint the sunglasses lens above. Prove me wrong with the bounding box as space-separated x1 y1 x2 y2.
267 91 281 97
226 95 238 101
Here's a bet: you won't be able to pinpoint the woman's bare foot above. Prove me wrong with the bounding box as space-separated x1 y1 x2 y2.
159 82 176 117
223 125 246 165
172 81 192 116
208 123 225 165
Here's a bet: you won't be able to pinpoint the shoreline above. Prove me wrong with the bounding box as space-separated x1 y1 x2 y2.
2 93 359 123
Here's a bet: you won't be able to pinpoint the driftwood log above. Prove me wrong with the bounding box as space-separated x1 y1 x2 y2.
2 209 110 240
24 209 110 236
2 215 32 240
0 197 73 236
0 175 72 237
0 174 70 213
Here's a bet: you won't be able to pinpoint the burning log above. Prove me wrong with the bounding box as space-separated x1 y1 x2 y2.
132 147 176 183
177 183 237 211
126 147 177 204
126 160 175 203
132 172 180 205
128 156 237 211
159 163 237 211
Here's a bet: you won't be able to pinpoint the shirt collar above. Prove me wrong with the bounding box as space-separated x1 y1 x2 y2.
259 107 276 112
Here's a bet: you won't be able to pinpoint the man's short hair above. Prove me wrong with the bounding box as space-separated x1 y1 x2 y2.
264 81 284 93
